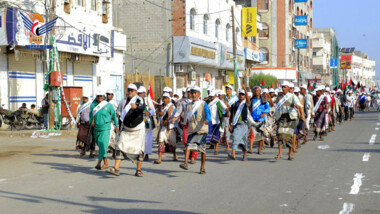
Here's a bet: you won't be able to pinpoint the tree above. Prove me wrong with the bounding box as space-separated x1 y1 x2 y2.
249 73 278 89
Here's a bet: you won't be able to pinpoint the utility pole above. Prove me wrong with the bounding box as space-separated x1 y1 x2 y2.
231 5 238 91
45 0 55 129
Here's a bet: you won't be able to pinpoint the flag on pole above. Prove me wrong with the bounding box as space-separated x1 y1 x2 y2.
260 77 265 88
148 81 155 105
308 80 312 91
276 80 279 88
313 77 317 90
270 82 273 89
349 78 353 89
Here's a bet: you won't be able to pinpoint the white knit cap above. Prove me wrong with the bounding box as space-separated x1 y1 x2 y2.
106 89 114 94
128 84 137 90
95 89 105 96
262 88 269 93
162 93 170 98
163 87 172 93
238 89 246 95
226 85 234 90
294 87 300 93
281 81 290 87
191 86 201 92
289 82 295 88
208 90 216 97
300 84 307 90
137 86 147 93
269 88 275 93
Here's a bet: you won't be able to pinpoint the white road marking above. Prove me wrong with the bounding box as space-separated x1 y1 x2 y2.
369 134 377 145
338 198 343 200
280 204 288 207
375 127 379 131
373 191 380 193
0 179 6 182
339 203 354 214
377 123 380 125
318 145 330 150
350 173 365 195
362 153 371 162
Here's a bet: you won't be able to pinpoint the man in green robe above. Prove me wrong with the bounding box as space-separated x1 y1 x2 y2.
90 90 119 170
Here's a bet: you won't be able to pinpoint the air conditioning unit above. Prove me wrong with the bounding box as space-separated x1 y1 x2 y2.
223 75 230 83
189 71 197 81
174 64 184 73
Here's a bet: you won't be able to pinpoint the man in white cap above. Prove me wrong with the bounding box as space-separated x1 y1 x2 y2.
75 93 94 158
323 87 332 133
106 89 119 155
138 86 156 161
221 85 238 151
90 89 119 170
292 86 305 150
312 86 328 141
206 90 228 155
228 85 251 161
336 89 344 123
300 84 314 144
274 81 302 161
175 87 198 164
106 83 146 177
179 86 211 174
345 90 354 120
163 87 173 97
155 93 177 164
289 82 295 94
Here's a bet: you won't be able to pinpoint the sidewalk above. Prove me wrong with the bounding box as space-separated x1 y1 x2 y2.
0 129 78 138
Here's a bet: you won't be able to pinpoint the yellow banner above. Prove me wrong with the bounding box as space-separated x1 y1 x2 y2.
242 7 257 37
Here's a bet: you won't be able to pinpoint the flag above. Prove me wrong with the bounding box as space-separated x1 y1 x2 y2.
313 77 317 90
276 80 279 88
308 80 312 91
349 78 353 89
148 82 155 105
260 77 265 88
270 82 273 89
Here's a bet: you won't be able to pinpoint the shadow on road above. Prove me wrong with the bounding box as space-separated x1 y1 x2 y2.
0 190 200 213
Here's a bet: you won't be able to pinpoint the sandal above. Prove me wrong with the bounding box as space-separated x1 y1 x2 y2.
106 167 120 176
247 149 254 154
135 170 144 177
257 150 263 155
154 160 162 164
95 165 101 170
173 158 179 162
228 153 236 160
293 149 298 153
180 163 188 170
190 159 196 164
288 156 295 161
274 155 282 160
242 156 248 162
200 168 206 174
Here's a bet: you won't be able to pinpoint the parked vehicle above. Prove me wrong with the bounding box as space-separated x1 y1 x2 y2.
0 105 26 131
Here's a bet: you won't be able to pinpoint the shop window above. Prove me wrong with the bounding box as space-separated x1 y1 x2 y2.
259 23 269 39
215 77 223 90
259 47 269 63
77 0 83 6
215 19 221 38
176 73 187 89
190 8 196 30
203 15 209 35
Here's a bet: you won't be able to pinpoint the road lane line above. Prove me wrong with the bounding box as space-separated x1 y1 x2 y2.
369 134 377 145
339 203 354 214
362 153 370 162
350 173 365 195
0 179 6 182
375 127 379 131
377 123 380 126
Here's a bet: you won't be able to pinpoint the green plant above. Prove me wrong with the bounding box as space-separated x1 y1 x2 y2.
249 72 278 89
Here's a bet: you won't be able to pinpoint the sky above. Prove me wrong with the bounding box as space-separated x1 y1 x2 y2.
314 0 380 79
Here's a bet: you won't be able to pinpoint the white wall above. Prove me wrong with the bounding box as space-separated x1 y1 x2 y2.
185 0 243 51
0 52 8 109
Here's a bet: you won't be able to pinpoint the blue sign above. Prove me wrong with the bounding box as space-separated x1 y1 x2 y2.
294 15 308 26
295 0 308 2
330 58 338 68
294 39 308 49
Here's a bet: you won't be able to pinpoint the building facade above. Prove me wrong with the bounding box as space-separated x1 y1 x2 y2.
252 0 314 84
0 0 126 110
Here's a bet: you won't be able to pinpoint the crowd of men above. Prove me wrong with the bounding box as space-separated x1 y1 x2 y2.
74 81 378 177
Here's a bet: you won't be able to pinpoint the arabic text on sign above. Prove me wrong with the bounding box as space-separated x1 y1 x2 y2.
191 46 216 59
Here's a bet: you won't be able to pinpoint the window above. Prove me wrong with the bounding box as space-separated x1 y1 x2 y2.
102 2 108 23
215 77 223 90
176 74 187 89
190 9 196 30
226 23 231 41
91 0 96 11
259 23 269 39
77 0 83 6
297 7 299 15
259 0 269 11
260 48 269 63
215 19 221 38
203 15 209 34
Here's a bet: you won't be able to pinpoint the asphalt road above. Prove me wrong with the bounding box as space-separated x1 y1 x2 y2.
0 111 380 214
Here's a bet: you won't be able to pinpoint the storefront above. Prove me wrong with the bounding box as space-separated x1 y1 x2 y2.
173 36 245 97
